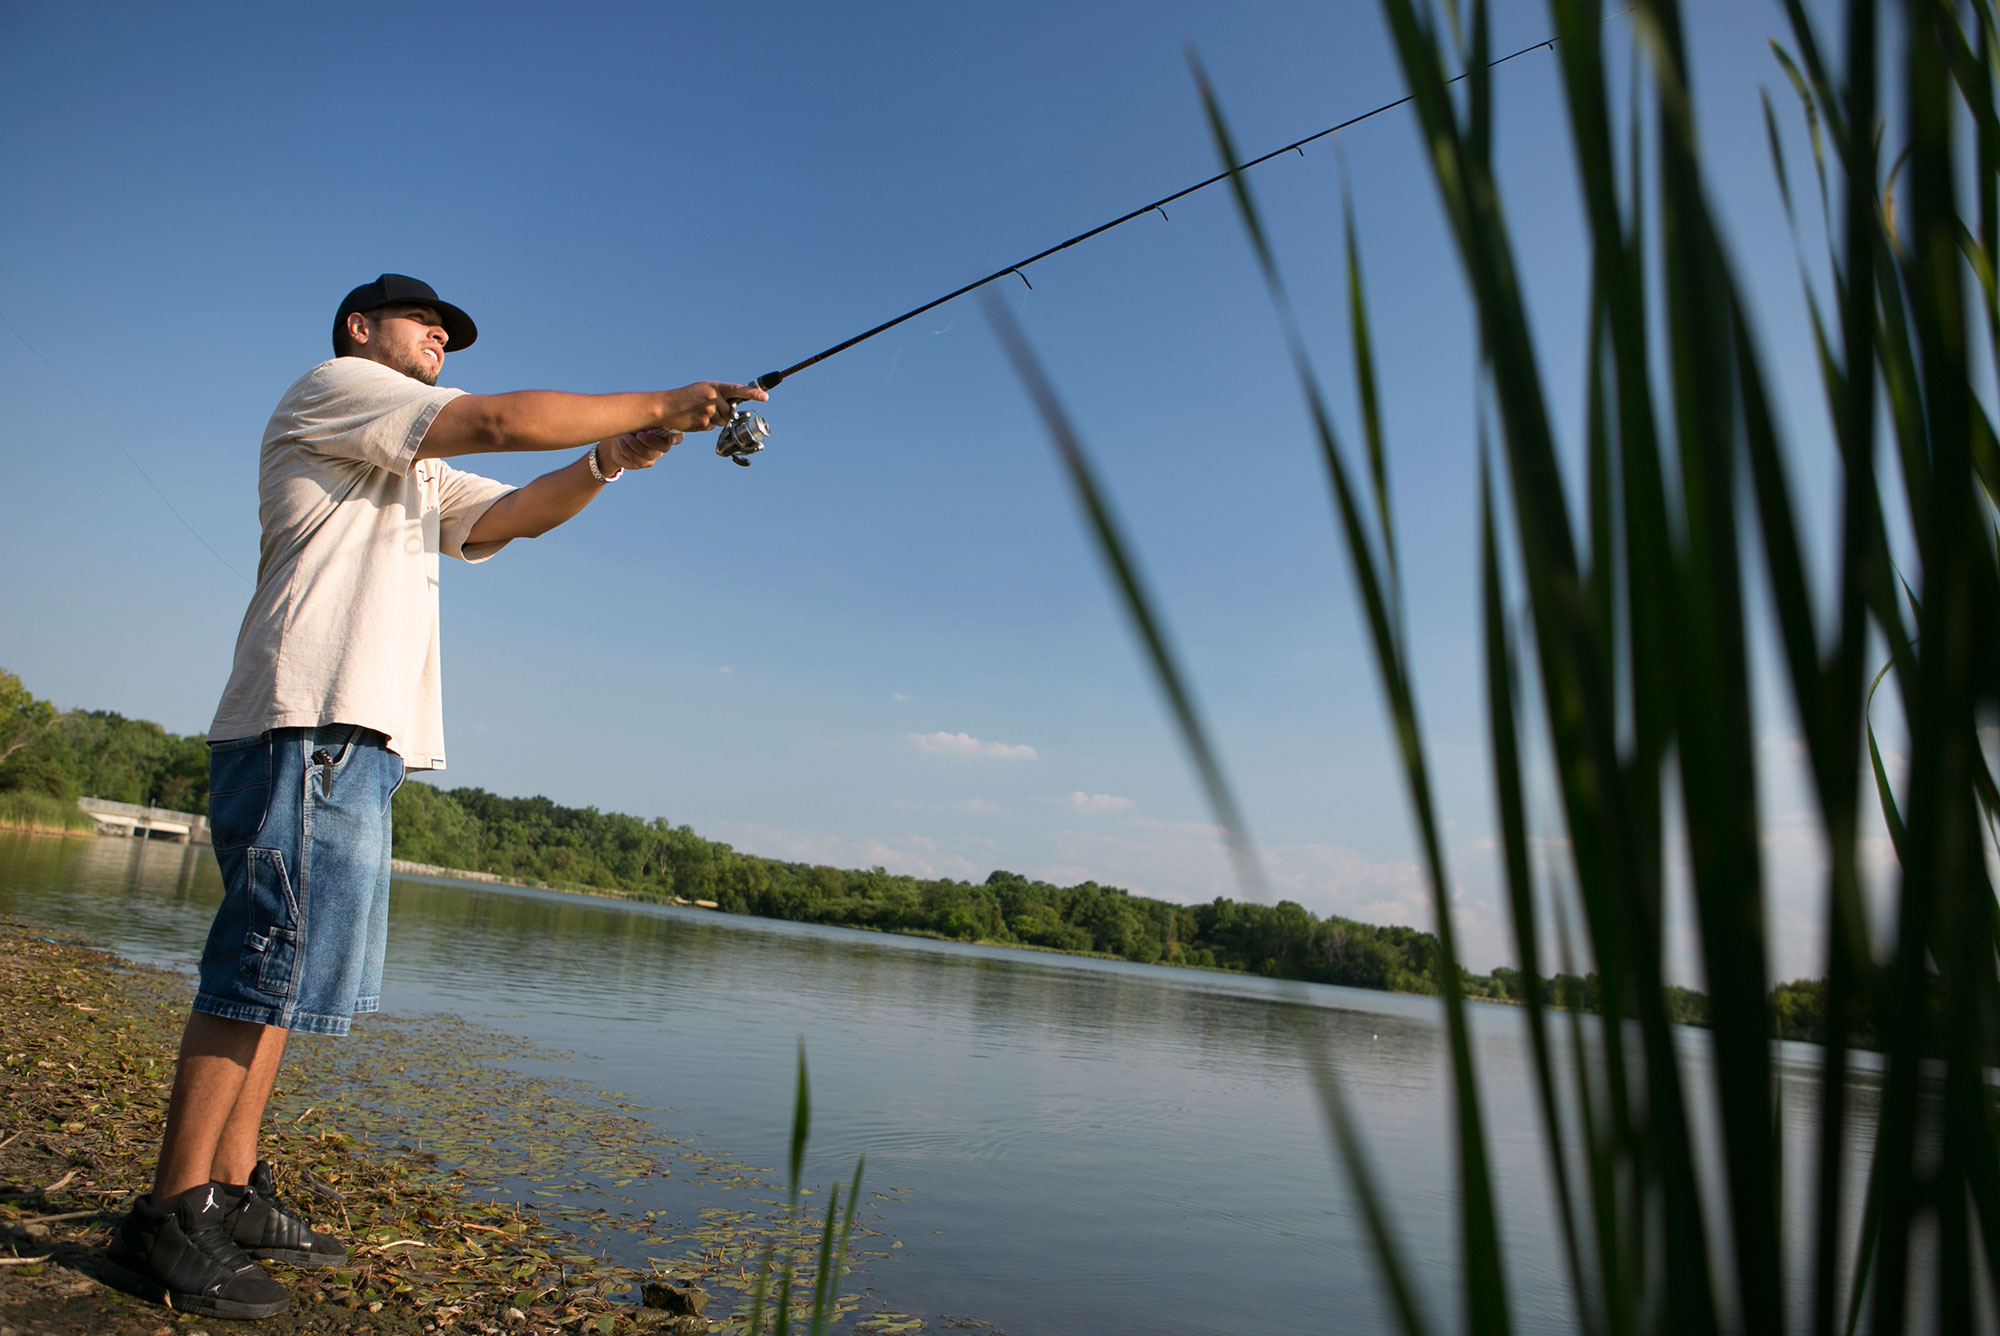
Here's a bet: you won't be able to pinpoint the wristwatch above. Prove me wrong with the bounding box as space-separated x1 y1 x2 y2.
587 444 622 483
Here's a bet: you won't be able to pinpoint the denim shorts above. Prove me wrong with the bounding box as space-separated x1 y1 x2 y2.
194 724 405 1036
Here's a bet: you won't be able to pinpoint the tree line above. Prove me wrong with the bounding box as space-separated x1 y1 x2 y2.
393 779 1467 990
0 668 1869 1040
0 671 210 814
389 782 1719 1028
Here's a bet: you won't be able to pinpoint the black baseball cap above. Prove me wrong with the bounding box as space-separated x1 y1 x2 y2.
332 274 477 355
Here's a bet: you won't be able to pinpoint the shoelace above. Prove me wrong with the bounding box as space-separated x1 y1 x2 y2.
249 1189 310 1240
186 1211 256 1282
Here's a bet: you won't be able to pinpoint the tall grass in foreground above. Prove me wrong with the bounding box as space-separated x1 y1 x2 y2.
735 1046 865 1336
993 0 1999 1332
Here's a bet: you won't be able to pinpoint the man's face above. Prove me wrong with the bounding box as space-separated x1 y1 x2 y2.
350 304 448 384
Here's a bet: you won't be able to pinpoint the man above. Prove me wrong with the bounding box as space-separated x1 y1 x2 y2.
105 274 766 1319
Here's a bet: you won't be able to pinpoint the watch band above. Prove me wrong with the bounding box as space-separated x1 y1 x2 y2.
588 444 622 483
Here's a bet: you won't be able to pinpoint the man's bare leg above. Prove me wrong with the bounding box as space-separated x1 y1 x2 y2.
210 1021 289 1187
151 1012 288 1202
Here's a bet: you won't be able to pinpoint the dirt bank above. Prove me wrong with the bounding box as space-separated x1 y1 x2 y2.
0 920 725 1336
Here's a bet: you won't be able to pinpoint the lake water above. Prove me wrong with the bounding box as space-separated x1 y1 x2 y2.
1 832 1891 1335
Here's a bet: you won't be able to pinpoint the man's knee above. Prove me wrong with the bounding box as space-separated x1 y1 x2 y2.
179 1010 276 1064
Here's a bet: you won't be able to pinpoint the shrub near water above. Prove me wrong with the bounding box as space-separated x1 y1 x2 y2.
0 790 94 835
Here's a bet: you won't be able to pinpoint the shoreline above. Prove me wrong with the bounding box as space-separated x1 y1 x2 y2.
0 819 94 839
0 917 808 1336
386 853 1612 1004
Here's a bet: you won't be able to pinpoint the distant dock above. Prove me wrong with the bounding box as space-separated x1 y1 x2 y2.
77 797 209 844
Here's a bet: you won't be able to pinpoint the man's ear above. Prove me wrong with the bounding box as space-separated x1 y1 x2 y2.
346 311 374 347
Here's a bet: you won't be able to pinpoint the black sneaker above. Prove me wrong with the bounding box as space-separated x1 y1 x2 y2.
219 1160 347 1267
104 1183 290 1319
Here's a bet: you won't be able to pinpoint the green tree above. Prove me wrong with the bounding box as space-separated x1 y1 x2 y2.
0 670 56 769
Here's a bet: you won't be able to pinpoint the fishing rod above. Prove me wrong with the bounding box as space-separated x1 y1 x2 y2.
714 31 1559 465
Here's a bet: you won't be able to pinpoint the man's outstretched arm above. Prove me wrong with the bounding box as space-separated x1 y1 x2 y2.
417 383 765 460
466 429 679 544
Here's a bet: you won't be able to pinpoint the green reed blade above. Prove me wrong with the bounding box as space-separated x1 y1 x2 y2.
1302 1023 1436 1336
816 1155 865 1336
1962 1016 2000 1293
1398 0 1634 1323
1736 302 1826 760
1842 1160 1880 1336
1574 283 1643 1336
982 230 1434 1336
1967 388 2000 507
1481 459 1596 1334
1976 735 2000 837
745 1237 775 1336
1871 253 1934 535
1770 35 1836 224
1582 280 1615 665
1938 911 1994 1333
981 294 1269 903
1392 4 1737 1330
985 282 1445 1334
1864 662 1907 857
773 1257 796 1336
1465 0 1492 181
807 1184 840 1335
1649 5 1792 1323
1978 4 2000 403
1958 219 1999 326
1762 85 1802 231
1809 915 1864 1336
789 1041 811 1211
1197 47 1513 1330
1344 193 1400 611
1762 19 1890 1290
1823 0 1885 824
1868 2 1980 1312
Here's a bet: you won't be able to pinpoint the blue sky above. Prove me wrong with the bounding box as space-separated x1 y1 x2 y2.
1 1 1880 978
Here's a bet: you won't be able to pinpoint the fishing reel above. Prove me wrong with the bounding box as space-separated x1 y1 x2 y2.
715 408 770 466
715 373 783 466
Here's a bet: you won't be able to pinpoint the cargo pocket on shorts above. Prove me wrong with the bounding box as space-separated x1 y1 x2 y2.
238 847 300 997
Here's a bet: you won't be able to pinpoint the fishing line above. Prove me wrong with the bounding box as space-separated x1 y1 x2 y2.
714 29 1562 466
0 309 252 585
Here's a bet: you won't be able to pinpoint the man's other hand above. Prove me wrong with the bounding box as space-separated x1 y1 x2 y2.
601 428 681 473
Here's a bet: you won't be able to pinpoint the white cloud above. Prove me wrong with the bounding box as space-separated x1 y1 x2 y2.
887 797 1001 815
1128 814 1226 838
892 692 908 702
719 666 732 676
907 731 1037 761
1262 842 1431 929
1061 791 1134 814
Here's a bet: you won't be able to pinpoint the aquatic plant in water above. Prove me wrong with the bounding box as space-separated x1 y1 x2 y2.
995 0 1999 1332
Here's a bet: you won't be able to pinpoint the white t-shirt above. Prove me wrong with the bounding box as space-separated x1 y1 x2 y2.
209 357 515 769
